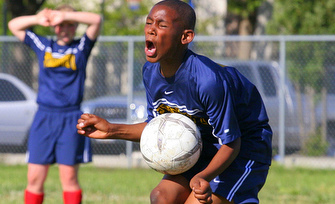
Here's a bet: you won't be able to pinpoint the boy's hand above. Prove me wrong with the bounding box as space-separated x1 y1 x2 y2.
36 8 52 27
77 113 111 139
190 175 213 204
49 10 66 26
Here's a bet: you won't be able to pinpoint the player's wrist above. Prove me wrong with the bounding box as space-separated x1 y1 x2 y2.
63 11 80 22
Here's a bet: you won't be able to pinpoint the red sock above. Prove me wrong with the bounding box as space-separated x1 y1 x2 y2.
63 190 82 204
24 190 44 204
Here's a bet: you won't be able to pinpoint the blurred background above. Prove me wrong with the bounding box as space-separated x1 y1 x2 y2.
1 0 335 168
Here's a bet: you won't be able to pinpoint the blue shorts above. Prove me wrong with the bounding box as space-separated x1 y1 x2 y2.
182 155 269 204
27 107 92 165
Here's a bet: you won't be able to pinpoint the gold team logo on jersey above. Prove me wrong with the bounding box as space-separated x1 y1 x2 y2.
44 52 77 70
155 103 209 126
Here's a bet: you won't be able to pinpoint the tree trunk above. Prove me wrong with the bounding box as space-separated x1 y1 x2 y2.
238 18 252 60
321 87 327 143
306 86 317 136
250 0 274 60
294 83 305 147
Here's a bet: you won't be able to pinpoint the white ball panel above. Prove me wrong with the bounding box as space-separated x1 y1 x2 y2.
140 113 202 175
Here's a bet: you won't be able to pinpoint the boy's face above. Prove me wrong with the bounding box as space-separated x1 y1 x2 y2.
54 21 77 45
144 5 185 63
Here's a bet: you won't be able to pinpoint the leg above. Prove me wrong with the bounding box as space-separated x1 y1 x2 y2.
26 163 49 193
59 164 81 191
59 164 82 204
150 174 191 204
56 111 92 203
25 163 49 204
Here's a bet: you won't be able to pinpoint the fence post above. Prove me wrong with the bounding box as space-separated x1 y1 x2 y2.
278 36 286 163
126 39 135 168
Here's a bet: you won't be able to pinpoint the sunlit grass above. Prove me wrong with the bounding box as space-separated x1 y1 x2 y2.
1 162 335 203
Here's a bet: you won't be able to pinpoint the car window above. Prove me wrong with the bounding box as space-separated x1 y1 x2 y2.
0 79 26 101
259 65 277 96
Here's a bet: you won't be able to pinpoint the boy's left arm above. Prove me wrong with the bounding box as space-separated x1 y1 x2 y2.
189 137 241 203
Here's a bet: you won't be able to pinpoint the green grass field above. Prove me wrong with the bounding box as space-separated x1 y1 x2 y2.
1 162 334 204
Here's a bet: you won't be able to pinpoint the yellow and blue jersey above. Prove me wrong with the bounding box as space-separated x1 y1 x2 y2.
24 30 96 110
143 49 272 165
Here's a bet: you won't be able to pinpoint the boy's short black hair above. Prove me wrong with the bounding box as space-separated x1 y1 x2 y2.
155 0 196 30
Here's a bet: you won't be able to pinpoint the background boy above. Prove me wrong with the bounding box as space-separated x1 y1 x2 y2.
8 4 101 204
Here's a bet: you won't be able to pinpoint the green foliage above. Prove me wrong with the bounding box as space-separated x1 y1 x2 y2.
1 1 18 36
228 0 264 19
267 0 335 35
102 0 151 36
267 0 335 111
227 0 265 34
301 129 329 156
286 42 327 92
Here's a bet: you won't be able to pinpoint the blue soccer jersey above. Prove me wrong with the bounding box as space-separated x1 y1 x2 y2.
143 49 272 165
24 30 96 109
24 30 94 165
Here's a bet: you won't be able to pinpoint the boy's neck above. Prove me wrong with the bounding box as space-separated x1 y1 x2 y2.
160 65 179 78
57 40 72 46
160 49 188 78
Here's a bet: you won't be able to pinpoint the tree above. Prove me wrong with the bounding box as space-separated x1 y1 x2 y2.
5 0 46 17
267 0 335 150
226 0 271 59
4 0 46 86
102 0 150 36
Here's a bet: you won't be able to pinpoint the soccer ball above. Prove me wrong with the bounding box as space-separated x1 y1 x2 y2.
140 113 202 175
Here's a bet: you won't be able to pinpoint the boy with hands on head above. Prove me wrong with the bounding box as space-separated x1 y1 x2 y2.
9 4 101 204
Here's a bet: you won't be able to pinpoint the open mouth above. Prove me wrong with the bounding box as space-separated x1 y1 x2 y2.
145 40 156 57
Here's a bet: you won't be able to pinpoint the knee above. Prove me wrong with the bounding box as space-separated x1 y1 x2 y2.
27 172 46 187
60 175 80 190
27 174 46 193
150 188 170 204
59 165 80 189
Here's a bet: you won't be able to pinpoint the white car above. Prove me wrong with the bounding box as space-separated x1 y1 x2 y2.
0 73 37 147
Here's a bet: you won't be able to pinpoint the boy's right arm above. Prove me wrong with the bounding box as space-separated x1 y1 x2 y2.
8 8 51 41
77 113 147 142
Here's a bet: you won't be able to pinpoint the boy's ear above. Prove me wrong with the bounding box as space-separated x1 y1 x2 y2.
181 29 194 45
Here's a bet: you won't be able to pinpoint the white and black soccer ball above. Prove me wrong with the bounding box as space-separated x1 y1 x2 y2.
140 113 202 175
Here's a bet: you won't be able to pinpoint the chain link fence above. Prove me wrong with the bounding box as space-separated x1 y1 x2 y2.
1 35 335 168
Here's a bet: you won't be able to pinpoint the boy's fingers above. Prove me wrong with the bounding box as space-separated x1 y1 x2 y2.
77 114 95 128
81 113 94 119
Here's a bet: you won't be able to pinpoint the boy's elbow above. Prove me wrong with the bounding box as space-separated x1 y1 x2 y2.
8 20 15 32
95 15 103 32
8 20 17 36
96 15 102 27
8 20 25 41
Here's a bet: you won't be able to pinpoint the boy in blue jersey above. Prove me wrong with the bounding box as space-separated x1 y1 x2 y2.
77 0 272 203
8 4 101 204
